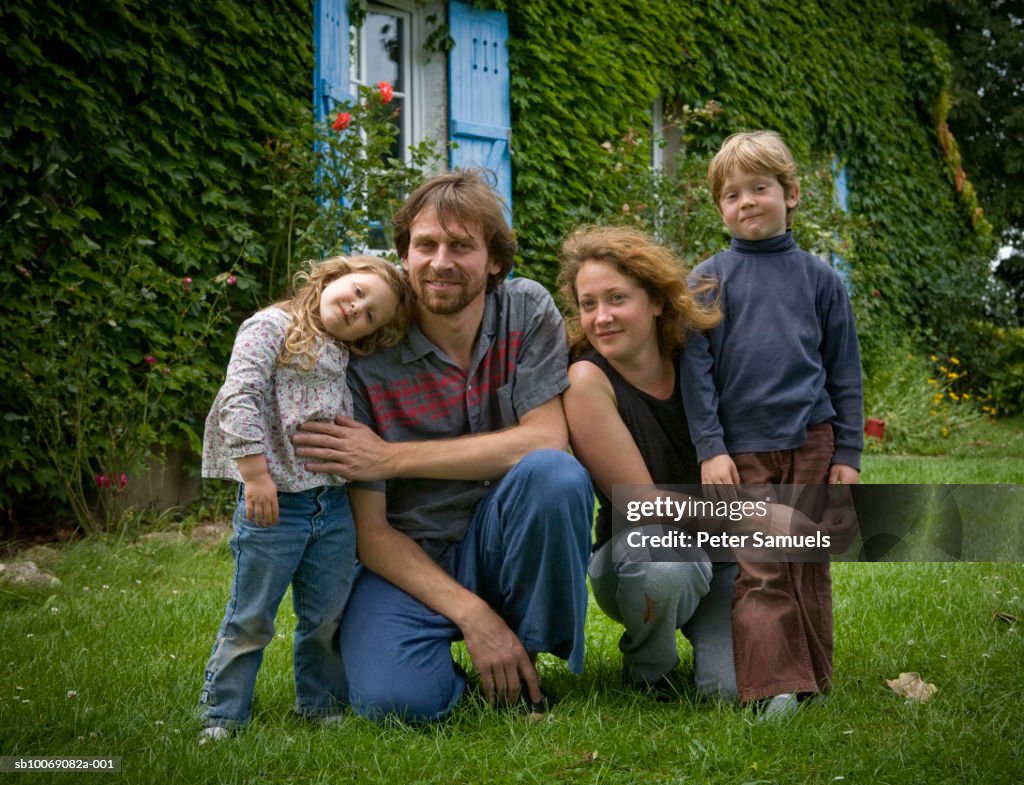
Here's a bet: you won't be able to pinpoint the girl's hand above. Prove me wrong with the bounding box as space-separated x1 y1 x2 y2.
235 454 279 525
244 474 279 526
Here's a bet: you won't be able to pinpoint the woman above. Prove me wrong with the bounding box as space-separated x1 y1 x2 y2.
559 225 738 700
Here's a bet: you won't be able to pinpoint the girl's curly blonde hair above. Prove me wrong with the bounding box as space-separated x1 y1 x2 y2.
558 225 720 360
275 255 411 369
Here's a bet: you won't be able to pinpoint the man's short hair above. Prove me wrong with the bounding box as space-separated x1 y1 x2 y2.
393 169 516 291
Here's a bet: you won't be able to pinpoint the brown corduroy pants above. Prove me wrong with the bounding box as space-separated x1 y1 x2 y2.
731 422 835 702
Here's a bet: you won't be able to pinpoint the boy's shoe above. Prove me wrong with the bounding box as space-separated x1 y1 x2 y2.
798 691 828 708
198 725 231 744
756 692 799 721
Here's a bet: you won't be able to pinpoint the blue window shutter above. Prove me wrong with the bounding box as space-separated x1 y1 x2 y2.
448 1 512 222
314 0 351 122
833 161 849 212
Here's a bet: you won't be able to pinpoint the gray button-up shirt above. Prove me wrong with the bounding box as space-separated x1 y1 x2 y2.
347 277 570 564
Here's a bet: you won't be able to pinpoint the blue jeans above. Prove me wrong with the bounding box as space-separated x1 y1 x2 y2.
199 484 356 727
339 449 593 723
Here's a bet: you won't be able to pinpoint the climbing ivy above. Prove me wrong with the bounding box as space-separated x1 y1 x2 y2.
500 0 1008 406
0 0 314 530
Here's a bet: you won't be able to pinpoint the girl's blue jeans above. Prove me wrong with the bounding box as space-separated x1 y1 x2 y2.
339 449 593 723
199 484 356 728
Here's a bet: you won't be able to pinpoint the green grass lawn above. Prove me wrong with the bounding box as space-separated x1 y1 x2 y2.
1 418 1022 784
862 415 1024 484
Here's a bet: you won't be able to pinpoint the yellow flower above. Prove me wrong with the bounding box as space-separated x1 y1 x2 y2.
930 354 938 362
940 366 949 373
940 427 950 437
950 357 960 364
963 393 971 400
949 392 959 401
928 378 937 385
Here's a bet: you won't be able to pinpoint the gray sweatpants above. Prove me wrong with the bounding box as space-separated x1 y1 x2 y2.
588 532 738 700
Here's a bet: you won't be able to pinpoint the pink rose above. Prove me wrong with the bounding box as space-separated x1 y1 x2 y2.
182 277 193 292
377 81 394 103
332 111 351 131
226 275 237 286
144 355 157 365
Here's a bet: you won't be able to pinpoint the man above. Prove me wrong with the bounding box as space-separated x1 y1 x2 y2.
293 170 593 722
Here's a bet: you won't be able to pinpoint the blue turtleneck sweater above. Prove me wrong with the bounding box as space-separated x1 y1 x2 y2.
681 232 864 469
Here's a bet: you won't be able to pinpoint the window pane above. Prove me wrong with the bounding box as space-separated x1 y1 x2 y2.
365 12 403 91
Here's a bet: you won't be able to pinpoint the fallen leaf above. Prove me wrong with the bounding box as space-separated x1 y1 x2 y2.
886 672 937 703
991 610 1018 626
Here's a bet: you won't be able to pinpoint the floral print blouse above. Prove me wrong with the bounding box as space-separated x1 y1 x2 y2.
201 307 351 491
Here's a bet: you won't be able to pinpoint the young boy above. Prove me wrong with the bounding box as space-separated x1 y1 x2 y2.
681 130 863 718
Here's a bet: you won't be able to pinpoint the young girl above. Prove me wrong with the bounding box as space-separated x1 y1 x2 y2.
198 255 410 741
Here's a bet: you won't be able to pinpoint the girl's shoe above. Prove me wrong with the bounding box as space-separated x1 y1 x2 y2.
198 725 231 744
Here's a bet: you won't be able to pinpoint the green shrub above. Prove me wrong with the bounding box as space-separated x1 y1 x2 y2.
960 321 1024 416
547 99 856 300
862 334 984 454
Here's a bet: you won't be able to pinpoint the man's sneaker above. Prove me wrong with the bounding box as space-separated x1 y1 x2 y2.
515 687 553 721
198 725 231 744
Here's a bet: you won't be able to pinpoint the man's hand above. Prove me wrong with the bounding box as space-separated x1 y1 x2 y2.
293 416 397 482
460 601 541 705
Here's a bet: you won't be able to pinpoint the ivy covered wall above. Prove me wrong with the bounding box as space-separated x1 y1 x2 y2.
503 0 1000 390
0 1 315 530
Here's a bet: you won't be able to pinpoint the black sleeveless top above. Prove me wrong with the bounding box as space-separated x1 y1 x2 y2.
576 350 701 550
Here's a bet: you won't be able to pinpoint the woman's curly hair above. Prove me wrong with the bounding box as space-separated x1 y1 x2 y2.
558 225 720 360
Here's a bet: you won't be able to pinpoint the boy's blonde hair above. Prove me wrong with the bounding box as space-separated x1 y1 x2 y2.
707 130 800 227
276 255 411 368
558 225 720 360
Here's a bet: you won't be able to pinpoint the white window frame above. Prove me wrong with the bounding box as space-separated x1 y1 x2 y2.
346 1 446 254
651 95 683 177
350 1 446 165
